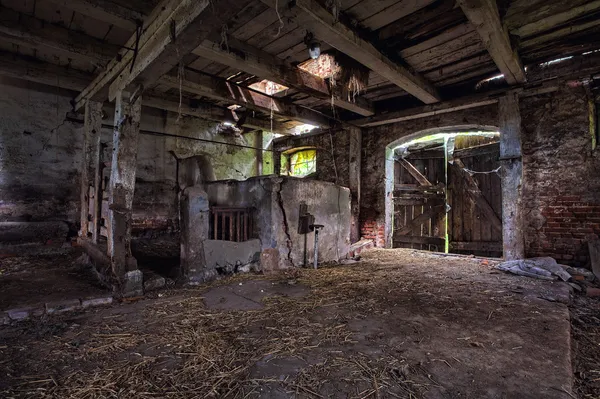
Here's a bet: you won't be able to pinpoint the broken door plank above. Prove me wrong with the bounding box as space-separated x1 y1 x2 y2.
398 158 433 186
394 236 445 246
396 205 444 236
451 241 502 252
452 158 503 234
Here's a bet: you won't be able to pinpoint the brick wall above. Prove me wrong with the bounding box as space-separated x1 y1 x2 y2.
521 85 600 266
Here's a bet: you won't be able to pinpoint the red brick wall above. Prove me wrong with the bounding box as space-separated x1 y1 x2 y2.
521 85 600 266
527 198 600 264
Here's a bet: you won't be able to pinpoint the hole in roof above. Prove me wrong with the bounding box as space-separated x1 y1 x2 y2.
298 53 339 79
248 79 288 95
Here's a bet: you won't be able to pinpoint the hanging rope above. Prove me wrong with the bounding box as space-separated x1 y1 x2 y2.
274 0 285 37
220 24 229 52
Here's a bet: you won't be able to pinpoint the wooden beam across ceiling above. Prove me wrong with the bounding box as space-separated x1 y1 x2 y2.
159 69 332 127
192 38 375 116
456 0 526 85
259 0 441 104
0 51 293 134
43 0 145 32
108 0 253 102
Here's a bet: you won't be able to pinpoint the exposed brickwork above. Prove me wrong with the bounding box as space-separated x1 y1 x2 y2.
521 85 600 266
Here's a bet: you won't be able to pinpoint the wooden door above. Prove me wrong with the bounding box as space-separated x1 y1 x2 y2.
393 157 446 252
448 142 503 257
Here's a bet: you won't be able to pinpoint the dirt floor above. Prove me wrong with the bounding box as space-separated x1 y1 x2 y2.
0 248 584 398
0 249 108 310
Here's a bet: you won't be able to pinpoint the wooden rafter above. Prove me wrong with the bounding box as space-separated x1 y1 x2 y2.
192 39 375 116
44 0 145 32
108 0 253 102
0 51 294 134
259 0 440 104
456 0 526 85
159 69 331 127
452 158 502 233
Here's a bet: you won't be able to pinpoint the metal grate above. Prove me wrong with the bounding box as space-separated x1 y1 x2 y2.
210 207 254 242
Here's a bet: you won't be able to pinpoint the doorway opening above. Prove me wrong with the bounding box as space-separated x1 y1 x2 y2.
391 131 503 258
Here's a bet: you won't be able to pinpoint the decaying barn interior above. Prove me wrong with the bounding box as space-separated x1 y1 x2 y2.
1 0 600 397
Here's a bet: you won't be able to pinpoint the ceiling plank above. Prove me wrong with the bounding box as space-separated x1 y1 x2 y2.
259 0 441 104
0 5 120 65
42 0 144 31
159 69 332 127
457 0 526 85
108 0 253 102
192 38 375 116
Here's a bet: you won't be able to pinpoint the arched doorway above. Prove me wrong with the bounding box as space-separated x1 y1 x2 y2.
385 125 504 257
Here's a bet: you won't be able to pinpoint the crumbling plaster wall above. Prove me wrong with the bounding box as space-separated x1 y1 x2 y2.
521 85 600 266
360 105 499 247
0 77 274 240
205 176 351 269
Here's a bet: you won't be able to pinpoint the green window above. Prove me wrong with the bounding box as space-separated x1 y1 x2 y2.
281 149 317 177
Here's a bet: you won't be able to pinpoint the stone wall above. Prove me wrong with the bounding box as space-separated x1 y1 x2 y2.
0 77 273 241
521 85 600 266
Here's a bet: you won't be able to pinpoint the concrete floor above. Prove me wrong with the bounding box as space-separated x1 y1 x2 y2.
0 248 574 398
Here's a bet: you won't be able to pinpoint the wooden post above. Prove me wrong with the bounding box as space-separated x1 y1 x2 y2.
255 130 264 176
79 101 103 239
107 90 142 286
349 126 362 243
499 92 525 260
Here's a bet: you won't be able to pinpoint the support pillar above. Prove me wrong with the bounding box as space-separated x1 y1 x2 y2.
107 91 143 296
79 101 103 239
349 126 362 243
255 130 264 176
499 92 525 260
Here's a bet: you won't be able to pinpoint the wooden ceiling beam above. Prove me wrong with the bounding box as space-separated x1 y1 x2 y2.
159 69 332 127
0 51 293 134
143 96 295 135
259 0 441 104
108 0 253 102
0 5 120 65
43 0 144 32
74 0 184 110
457 0 526 85
192 38 375 116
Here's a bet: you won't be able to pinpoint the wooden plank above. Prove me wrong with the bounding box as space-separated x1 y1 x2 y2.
396 205 444 235
44 0 144 31
191 39 375 116
456 0 526 85
360 0 437 31
394 235 445 246
109 0 253 101
259 0 441 104
513 0 600 39
0 6 120 64
452 158 502 234
398 158 433 186
451 241 502 252
159 70 331 127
